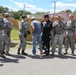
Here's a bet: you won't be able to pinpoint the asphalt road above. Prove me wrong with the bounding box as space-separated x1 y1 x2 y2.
0 48 76 75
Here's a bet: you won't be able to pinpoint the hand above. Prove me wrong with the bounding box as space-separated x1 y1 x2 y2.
74 35 76 39
64 34 66 37
43 21 47 25
62 24 64 27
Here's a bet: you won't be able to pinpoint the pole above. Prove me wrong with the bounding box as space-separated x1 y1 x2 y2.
54 1 56 14
23 4 25 11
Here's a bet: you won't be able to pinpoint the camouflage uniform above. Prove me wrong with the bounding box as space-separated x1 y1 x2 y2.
52 20 67 55
0 17 6 57
18 20 29 54
3 17 14 54
65 20 76 54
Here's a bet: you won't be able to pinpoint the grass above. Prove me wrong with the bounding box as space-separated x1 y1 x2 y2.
11 28 19 40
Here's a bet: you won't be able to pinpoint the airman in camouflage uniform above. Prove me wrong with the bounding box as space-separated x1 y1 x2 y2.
0 17 6 58
64 14 76 55
17 14 30 55
3 13 14 56
51 16 67 56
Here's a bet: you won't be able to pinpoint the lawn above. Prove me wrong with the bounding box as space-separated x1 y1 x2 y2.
11 28 19 40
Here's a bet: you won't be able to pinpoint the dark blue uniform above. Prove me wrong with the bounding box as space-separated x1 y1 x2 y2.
41 20 52 55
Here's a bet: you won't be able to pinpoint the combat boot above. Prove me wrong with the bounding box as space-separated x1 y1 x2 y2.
17 48 21 55
21 50 28 56
72 50 75 56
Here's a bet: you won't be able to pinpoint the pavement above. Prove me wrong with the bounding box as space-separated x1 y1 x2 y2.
0 48 76 75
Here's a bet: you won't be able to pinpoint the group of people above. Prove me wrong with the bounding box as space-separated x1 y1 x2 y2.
17 14 76 58
0 12 76 58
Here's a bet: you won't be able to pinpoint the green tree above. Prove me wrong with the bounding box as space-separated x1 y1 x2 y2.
0 6 9 13
18 10 32 16
35 12 50 15
12 11 20 20
65 9 72 13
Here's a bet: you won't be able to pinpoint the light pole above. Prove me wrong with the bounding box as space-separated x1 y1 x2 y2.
54 1 56 14
23 4 25 11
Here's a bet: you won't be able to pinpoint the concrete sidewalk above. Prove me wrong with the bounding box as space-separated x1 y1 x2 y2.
0 48 76 75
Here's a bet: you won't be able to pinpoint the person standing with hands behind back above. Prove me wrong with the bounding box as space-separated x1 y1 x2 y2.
31 17 43 57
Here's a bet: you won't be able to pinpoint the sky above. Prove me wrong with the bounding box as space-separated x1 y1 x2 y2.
0 0 76 13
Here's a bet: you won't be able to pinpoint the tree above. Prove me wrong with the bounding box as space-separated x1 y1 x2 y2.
35 11 50 15
0 6 4 13
0 6 9 13
12 11 20 20
65 9 72 13
18 10 32 16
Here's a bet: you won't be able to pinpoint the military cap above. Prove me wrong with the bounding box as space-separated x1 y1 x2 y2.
56 15 62 18
4 13 10 17
22 14 27 18
31 16 35 20
69 14 74 18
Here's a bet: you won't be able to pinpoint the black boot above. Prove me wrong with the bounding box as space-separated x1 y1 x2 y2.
58 52 63 56
21 50 28 56
72 50 75 56
51 52 54 56
64 50 68 55
17 48 20 55
0 53 6 58
5 52 11 56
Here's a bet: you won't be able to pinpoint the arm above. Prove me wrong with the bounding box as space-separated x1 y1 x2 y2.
73 21 76 39
31 22 35 33
6 21 14 29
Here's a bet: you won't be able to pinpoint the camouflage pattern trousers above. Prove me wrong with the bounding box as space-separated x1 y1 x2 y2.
52 34 64 54
18 34 27 51
3 35 11 53
65 35 75 52
0 31 4 55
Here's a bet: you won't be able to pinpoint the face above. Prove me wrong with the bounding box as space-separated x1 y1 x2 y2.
7 16 10 20
44 17 49 22
57 17 62 21
24 17 27 21
69 17 74 21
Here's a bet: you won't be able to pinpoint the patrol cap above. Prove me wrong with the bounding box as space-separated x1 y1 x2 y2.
31 16 35 20
4 13 10 17
22 14 27 18
44 14 49 18
56 15 61 18
69 14 74 18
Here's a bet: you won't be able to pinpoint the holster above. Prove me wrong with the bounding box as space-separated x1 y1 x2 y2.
24 33 27 38
7 31 10 37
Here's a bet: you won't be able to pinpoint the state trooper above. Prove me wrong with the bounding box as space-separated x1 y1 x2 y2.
64 14 76 55
0 17 6 58
17 14 30 55
51 16 67 56
3 13 14 56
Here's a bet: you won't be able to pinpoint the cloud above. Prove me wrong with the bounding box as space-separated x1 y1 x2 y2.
52 2 76 12
13 1 47 13
3 5 19 11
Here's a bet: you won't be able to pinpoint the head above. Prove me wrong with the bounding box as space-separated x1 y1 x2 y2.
69 14 74 21
44 15 49 22
31 17 36 21
4 13 10 20
56 16 62 21
22 14 27 21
